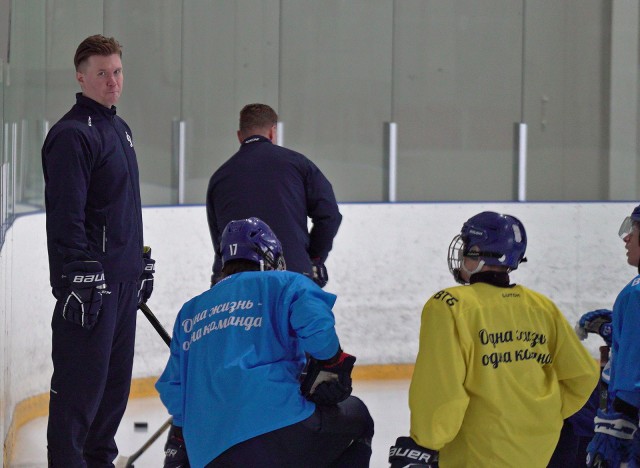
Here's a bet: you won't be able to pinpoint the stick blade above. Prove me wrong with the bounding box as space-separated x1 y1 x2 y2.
114 455 131 468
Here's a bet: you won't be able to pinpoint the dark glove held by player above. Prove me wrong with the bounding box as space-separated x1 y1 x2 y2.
61 260 105 330
163 424 190 468
137 246 155 305
586 408 637 467
630 426 640 468
389 436 439 467
576 309 613 346
311 257 328 288
301 350 355 405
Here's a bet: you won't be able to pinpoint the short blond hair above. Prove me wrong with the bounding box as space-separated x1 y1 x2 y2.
74 35 122 71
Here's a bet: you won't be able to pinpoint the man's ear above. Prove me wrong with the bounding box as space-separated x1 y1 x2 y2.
267 125 276 142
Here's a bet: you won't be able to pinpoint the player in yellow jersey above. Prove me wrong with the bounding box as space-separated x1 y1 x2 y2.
389 211 599 468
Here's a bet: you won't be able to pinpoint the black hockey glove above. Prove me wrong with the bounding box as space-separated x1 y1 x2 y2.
575 309 612 346
137 246 155 305
389 436 439 467
300 349 355 405
163 424 190 468
60 260 106 330
311 257 328 288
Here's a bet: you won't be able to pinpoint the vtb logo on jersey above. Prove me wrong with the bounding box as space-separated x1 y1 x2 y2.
71 272 105 283
125 131 134 147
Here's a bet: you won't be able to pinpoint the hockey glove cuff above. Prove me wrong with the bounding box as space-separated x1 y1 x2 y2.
389 436 439 467
163 424 190 468
61 260 105 330
630 425 640 468
575 309 613 346
311 257 328 288
300 349 355 405
586 408 637 467
137 246 155 305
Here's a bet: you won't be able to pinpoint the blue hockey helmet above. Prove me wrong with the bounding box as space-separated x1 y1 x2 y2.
220 217 286 271
448 211 527 283
618 205 640 239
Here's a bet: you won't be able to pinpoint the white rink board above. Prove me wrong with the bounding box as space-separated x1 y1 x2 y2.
0 201 635 442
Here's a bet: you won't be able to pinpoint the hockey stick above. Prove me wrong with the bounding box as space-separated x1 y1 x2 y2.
139 302 171 346
115 303 173 467
589 345 613 468
598 345 610 410
115 417 173 468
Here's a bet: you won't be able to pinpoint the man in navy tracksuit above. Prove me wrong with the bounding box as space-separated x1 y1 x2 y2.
206 103 342 287
42 35 154 467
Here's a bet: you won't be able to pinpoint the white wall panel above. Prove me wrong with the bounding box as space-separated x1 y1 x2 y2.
0 201 635 456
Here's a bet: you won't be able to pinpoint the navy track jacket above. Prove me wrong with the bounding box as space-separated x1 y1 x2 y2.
42 93 144 288
207 136 342 279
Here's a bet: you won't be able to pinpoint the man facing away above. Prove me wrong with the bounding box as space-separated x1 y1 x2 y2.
157 217 373 467
42 34 154 467
389 211 599 468
206 103 342 288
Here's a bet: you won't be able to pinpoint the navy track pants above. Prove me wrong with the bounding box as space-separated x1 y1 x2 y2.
47 281 138 467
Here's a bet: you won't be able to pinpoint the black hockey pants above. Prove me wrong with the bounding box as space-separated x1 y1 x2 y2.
206 395 374 468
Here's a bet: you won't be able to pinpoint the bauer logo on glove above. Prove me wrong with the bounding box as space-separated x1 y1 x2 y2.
137 246 155 305
389 436 439 468
70 272 105 283
60 260 106 330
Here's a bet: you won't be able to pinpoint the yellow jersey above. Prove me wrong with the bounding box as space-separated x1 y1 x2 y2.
409 281 599 468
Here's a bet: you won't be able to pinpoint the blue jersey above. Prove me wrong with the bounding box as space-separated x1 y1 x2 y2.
156 270 340 467
609 274 640 407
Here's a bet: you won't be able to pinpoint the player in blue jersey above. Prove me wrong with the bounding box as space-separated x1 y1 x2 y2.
586 205 640 467
156 217 373 467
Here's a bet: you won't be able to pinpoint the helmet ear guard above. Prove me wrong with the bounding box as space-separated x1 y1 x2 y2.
258 244 287 271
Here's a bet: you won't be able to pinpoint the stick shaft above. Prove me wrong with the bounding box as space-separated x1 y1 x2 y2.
598 345 610 410
117 304 173 466
138 302 171 347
